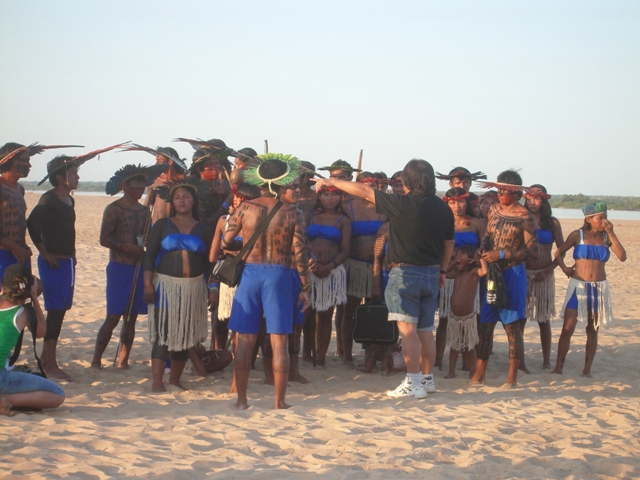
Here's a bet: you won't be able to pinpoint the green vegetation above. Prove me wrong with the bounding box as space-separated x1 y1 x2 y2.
549 194 640 211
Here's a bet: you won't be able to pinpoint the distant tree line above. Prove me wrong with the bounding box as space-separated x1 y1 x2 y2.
19 181 640 211
548 194 640 211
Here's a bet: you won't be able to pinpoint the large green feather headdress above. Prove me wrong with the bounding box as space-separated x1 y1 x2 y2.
244 153 301 195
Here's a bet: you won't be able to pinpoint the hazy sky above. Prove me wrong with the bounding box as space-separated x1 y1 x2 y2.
2 1 638 195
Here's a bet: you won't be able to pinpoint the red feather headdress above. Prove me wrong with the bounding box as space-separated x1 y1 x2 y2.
476 181 534 194
442 192 470 203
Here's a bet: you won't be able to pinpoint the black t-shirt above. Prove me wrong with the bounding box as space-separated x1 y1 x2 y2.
27 190 76 256
374 190 454 266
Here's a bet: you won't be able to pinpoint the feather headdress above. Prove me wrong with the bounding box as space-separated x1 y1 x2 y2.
318 159 360 173
476 181 534 194
120 144 188 172
154 176 209 202
38 142 130 186
244 153 301 195
105 163 169 195
0 143 83 166
436 168 487 181
173 137 234 174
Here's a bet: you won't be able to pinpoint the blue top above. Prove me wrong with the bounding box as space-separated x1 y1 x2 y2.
156 220 206 267
348 201 384 237
454 231 480 248
306 214 345 244
536 228 554 245
573 230 610 262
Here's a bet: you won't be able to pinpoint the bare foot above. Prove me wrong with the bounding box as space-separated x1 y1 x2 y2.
264 377 274 386
519 365 531 374
500 381 518 389
289 373 310 384
116 362 130 370
580 371 592 378
342 360 355 368
542 362 551 370
550 368 563 375
90 362 102 370
152 383 167 392
467 377 484 386
434 359 443 370
45 367 72 382
1 397 12 416
461 366 470 372
168 381 187 390
275 402 291 410
316 362 326 369
444 372 457 379
234 401 250 410
301 355 313 364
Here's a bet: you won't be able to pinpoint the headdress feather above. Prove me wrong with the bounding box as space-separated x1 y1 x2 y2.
0 143 84 166
105 163 169 195
120 144 188 171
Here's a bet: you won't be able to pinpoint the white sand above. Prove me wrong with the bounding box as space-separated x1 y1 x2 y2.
1 194 639 479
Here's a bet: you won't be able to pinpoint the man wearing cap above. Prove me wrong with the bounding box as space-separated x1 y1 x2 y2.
91 164 167 369
225 153 310 409
0 143 33 279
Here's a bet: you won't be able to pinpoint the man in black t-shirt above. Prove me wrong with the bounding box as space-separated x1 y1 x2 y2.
313 159 454 399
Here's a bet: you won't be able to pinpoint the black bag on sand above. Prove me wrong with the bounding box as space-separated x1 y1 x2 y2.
212 202 283 287
353 303 398 344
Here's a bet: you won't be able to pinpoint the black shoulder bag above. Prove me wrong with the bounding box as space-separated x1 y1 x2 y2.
212 201 283 287
9 303 47 378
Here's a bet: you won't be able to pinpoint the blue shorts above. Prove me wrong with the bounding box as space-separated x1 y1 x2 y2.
0 368 64 396
106 262 148 316
229 264 301 335
480 263 527 325
385 265 440 332
566 283 599 312
0 249 30 280
38 255 75 311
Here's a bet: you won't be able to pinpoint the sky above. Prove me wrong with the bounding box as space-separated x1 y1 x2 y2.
1 0 639 196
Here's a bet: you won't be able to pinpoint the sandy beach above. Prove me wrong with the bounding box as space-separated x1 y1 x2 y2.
1 192 639 479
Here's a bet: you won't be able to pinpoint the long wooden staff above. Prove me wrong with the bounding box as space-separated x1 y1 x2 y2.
264 139 269 154
113 202 154 366
357 149 363 172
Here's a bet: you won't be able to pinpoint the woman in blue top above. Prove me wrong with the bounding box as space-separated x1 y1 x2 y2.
523 185 564 370
552 202 626 376
0 264 64 415
143 180 213 392
305 185 351 367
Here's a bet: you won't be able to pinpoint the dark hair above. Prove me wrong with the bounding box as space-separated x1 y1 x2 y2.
0 142 25 173
467 192 480 217
444 187 468 202
235 182 261 201
402 159 436 196
356 171 374 182
169 186 200 220
497 169 522 186
191 149 218 174
125 175 146 185
373 171 388 180
299 160 316 185
390 171 403 180
1 264 33 302
496 169 523 200
457 245 478 261
313 190 344 215
449 166 471 180
158 147 184 173
237 147 258 160
526 184 554 231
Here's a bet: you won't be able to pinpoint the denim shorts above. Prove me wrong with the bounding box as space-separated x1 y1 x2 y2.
0 368 65 396
385 265 440 332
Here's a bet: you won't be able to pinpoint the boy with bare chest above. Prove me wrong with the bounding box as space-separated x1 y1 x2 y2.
444 247 487 379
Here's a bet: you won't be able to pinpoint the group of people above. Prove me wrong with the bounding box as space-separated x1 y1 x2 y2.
0 139 627 415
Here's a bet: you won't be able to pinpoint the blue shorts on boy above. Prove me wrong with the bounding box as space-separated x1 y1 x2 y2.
480 263 527 325
106 262 148 315
229 264 301 335
38 255 75 311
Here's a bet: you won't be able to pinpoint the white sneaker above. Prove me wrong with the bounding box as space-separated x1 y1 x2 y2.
386 378 428 399
422 375 436 393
